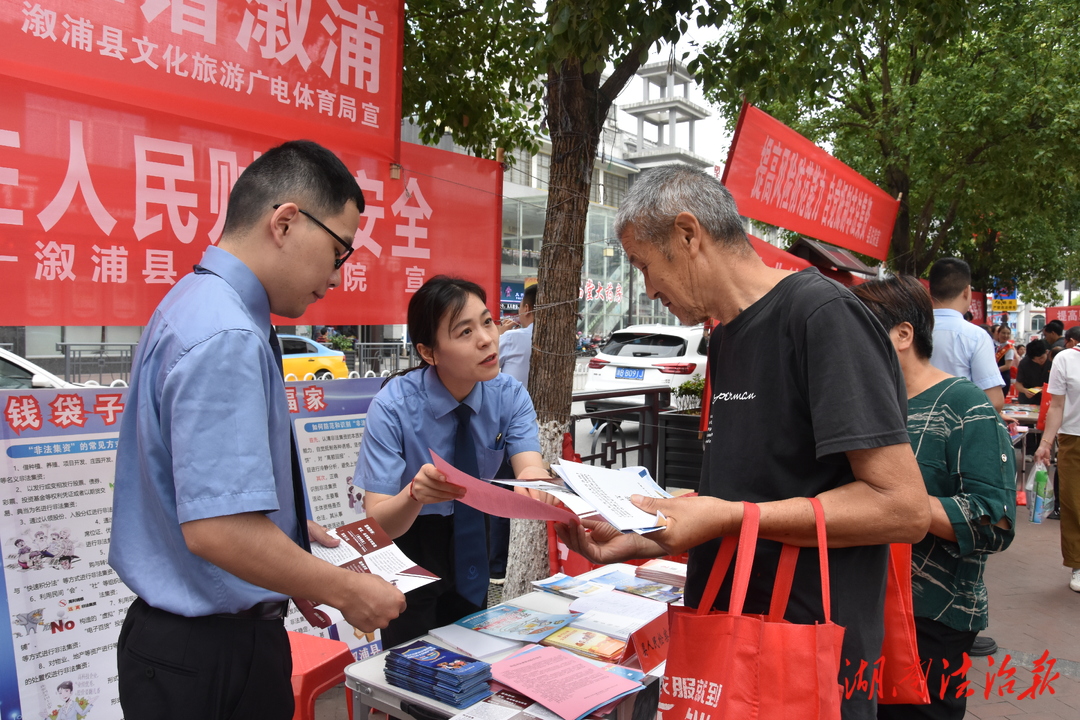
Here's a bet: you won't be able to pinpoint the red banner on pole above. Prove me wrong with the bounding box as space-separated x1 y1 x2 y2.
1046 306 1080 330
2 0 403 162
0 75 500 326
722 104 899 262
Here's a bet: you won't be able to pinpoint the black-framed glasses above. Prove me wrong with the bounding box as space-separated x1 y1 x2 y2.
273 204 354 269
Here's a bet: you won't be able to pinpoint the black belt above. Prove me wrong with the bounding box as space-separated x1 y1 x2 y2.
214 600 289 620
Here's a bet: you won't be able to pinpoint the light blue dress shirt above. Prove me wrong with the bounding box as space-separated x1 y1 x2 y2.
109 246 301 616
355 366 541 515
498 324 533 389
930 308 1004 390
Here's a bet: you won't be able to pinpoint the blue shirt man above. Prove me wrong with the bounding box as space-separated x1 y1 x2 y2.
108 141 403 720
110 246 298 615
928 258 1005 414
498 324 533 387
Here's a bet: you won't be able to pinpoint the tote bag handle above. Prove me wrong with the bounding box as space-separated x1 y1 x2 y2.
697 498 832 622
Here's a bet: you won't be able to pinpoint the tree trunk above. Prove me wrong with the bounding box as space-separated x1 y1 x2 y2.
503 57 604 600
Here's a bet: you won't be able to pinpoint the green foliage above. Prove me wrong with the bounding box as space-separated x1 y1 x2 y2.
694 0 1080 300
674 374 705 399
328 334 354 352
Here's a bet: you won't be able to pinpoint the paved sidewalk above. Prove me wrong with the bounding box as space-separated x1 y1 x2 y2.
317 512 1080 720
963 513 1080 718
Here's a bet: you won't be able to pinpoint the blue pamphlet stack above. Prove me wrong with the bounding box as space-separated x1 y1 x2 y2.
384 640 493 709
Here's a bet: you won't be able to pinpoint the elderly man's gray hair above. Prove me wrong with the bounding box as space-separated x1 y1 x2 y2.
614 165 749 255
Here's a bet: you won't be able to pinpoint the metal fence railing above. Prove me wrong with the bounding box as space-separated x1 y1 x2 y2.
351 342 420 378
56 343 138 386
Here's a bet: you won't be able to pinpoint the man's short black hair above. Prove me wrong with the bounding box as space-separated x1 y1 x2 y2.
521 284 538 309
1066 326 1080 343
221 140 363 237
1045 319 1065 336
928 258 971 302
1027 339 1049 358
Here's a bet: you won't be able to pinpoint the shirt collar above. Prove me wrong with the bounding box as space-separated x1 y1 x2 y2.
933 308 963 319
422 366 483 419
197 245 273 341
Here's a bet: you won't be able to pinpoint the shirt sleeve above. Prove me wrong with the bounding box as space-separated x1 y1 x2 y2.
804 295 911 459
162 330 280 523
969 333 1006 389
354 395 410 495
503 380 542 459
939 400 1016 557
1048 354 1069 396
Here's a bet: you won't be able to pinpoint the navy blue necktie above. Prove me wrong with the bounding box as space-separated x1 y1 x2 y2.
269 327 311 553
452 403 489 606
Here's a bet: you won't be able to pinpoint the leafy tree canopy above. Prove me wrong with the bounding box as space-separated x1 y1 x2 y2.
693 0 1080 305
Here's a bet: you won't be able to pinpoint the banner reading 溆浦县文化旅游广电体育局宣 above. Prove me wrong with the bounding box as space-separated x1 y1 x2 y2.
722 104 900 262
0 2 503 327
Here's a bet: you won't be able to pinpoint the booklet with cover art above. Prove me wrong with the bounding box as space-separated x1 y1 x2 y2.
293 517 439 628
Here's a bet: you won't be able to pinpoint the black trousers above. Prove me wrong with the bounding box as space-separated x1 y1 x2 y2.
118 597 294 720
877 616 977 720
380 513 483 650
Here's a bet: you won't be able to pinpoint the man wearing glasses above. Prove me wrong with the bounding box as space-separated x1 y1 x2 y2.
109 140 405 720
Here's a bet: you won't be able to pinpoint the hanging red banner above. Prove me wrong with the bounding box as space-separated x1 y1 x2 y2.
0 75 500 327
1046 306 1080 330
747 235 811 272
722 104 899 262
1 0 403 162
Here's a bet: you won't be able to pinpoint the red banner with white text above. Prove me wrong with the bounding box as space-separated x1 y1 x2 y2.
2 0 402 162
0 75 501 326
722 104 899 262
1046 306 1080 330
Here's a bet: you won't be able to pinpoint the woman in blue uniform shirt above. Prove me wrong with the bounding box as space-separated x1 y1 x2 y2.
354 275 550 647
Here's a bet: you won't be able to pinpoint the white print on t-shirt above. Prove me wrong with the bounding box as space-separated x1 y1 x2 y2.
713 392 756 402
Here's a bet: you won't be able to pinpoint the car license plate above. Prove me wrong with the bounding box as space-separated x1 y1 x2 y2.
615 367 645 380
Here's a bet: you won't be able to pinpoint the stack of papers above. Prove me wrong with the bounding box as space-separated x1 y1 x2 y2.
490 645 643 720
384 641 493 709
536 567 682 604
550 461 671 533
540 627 625 662
455 605 577 642
429 623 525 659
634 559 688 588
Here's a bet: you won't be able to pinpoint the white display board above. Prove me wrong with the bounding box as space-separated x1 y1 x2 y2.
0 377 384 719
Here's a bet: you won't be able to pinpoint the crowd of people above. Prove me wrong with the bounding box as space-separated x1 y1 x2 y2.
105 144 1076 720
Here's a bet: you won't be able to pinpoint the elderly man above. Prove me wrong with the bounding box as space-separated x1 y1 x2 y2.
557 165 929 720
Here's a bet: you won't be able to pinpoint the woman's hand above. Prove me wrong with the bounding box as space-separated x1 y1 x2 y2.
408 463 467 504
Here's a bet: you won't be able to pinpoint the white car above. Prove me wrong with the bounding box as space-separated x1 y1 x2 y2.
582 324 708 413
0 347 78 389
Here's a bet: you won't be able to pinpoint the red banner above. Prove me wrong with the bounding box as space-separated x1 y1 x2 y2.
747 234 811 272
1046 306 1080 330
2 0 403 162
0 75 501 326
722 104 899 262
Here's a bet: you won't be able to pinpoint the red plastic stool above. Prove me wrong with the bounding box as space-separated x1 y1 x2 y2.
289 631 355 720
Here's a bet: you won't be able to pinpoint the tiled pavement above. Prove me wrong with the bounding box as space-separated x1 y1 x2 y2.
317 509 1080 720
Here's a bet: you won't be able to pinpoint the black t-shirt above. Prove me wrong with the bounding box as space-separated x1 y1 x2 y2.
1015 355 1049 404
687 269 909 720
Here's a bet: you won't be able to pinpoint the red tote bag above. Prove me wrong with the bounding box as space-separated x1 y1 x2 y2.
660 499 845 720
877 543 930 704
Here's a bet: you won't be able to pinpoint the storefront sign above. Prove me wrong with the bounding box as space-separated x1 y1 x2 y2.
0 76 501 326
722 104 899 262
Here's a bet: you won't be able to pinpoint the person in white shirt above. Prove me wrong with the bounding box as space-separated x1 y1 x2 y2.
498 284 536 389
1035 326 1080 593
927 258 1005 413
